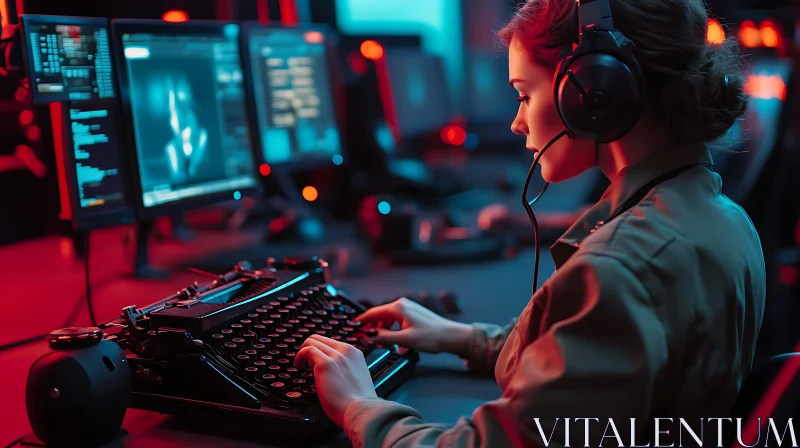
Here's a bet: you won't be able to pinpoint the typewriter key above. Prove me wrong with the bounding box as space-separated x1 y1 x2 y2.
286 391 302 400
224 342 238 357
244 367 259 379
240 319 253 332
253 361 266 373
277 358 290 366
261 320 275 333
242 332 257 347
328 319 341 328
211 334 225 349
253 344 266 355
258 338 272 350
293 378 306 386
311 317 323 324
270 382 286 394
286 352 296 358
267 349 280 358
284 338 296 346
275 343 288 357
286 367 299 377
268 365 281 373
260 355 273 365
252 325 267 338
230 323 244 337
279 373 291 380
331 335 342 341
245 349 257 357
332 313 348 321
237 355 251 367
262 374 276 382
221 329 234 341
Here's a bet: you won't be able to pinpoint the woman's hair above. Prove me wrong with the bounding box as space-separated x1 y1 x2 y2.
498 0 748 145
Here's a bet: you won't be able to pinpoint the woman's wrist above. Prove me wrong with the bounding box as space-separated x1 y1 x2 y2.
439 321 475 357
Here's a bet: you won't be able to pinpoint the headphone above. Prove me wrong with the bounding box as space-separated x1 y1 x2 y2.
553 0 646 143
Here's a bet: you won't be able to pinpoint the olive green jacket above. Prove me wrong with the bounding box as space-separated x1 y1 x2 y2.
344 144 766 447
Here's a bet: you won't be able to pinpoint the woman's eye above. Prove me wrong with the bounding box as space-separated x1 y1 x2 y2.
516 95 530 104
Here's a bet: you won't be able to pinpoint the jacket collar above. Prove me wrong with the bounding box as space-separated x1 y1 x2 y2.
550 143 713 269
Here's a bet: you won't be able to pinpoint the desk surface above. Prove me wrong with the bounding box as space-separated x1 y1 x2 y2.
0 207 557 447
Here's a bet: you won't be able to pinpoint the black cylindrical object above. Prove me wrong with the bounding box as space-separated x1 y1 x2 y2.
26 327 130 448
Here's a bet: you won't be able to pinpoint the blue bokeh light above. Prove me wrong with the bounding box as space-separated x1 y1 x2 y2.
332 154 344 165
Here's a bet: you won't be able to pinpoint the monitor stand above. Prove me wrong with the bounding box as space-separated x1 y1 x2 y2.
131 220 169 280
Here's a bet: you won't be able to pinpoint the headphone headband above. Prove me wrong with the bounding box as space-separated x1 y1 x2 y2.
578 0 614 32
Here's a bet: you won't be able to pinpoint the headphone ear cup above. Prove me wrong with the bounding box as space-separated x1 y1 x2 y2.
555 53 644 143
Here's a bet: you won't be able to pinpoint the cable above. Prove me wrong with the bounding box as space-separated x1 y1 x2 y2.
522 129 569 296
3 436 24 448
85 230 97 327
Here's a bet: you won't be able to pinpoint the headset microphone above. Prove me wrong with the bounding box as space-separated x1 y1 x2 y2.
522 0 645 296
522 129 569 296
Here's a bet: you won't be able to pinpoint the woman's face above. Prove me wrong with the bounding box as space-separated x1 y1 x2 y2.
508 35 597 183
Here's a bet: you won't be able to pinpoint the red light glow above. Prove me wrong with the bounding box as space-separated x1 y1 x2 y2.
19 110 34 126
360 40 384 61
162 10 189 23
706 19 725 45
347 51 369 76
259 163 271 176
440 125 467 146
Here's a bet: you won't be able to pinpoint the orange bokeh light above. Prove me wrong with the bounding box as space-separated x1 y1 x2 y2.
360 40 384 61
760 20 781 48
162 10 189 23
302 186 319 202
744 74 787 101
739 21 761 48
304 31 325 44
706 19 725 45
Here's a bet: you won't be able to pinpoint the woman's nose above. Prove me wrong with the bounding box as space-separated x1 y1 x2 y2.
511 113 528 136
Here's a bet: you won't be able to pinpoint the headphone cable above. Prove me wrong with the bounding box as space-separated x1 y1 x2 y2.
521 129 569 296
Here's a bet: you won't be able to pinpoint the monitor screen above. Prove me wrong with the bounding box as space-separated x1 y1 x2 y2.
384 49 452 138
61 100 135 229
21 15 115 104
114 21 258 213
245 25 342 166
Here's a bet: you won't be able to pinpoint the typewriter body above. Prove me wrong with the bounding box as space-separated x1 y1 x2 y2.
101 257 418 438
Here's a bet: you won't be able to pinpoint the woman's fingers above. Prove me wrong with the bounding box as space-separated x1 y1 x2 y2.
354 303 403 326
294 345 327 369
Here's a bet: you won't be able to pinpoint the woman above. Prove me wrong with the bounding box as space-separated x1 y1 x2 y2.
295 0 766 446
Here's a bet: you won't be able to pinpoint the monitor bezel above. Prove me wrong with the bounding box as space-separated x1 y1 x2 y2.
20 14 115 105
240 21 347 173
110 19 262 220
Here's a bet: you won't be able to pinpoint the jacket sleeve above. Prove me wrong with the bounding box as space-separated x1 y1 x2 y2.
461 318 518 375
343 254 670 448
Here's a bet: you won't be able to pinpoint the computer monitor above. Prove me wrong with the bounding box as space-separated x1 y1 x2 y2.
111 20 260 219
20 15 116 104
242 23 343 169
19 15 135 231
383 49 453 139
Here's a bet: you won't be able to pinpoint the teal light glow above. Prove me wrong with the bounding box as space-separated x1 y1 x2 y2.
332 154 344 165
378 201 391 215
233 191 242 200
336 0 464 109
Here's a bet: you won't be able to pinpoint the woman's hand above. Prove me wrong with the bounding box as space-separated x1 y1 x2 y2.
294 334 378 428
356 298 474 357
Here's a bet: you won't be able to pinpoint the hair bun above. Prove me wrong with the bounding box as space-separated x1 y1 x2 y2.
659 38 748 145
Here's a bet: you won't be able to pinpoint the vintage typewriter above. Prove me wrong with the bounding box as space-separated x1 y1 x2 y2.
100 257 418 439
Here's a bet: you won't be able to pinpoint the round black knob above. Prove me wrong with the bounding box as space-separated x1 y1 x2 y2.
48 327 104 350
